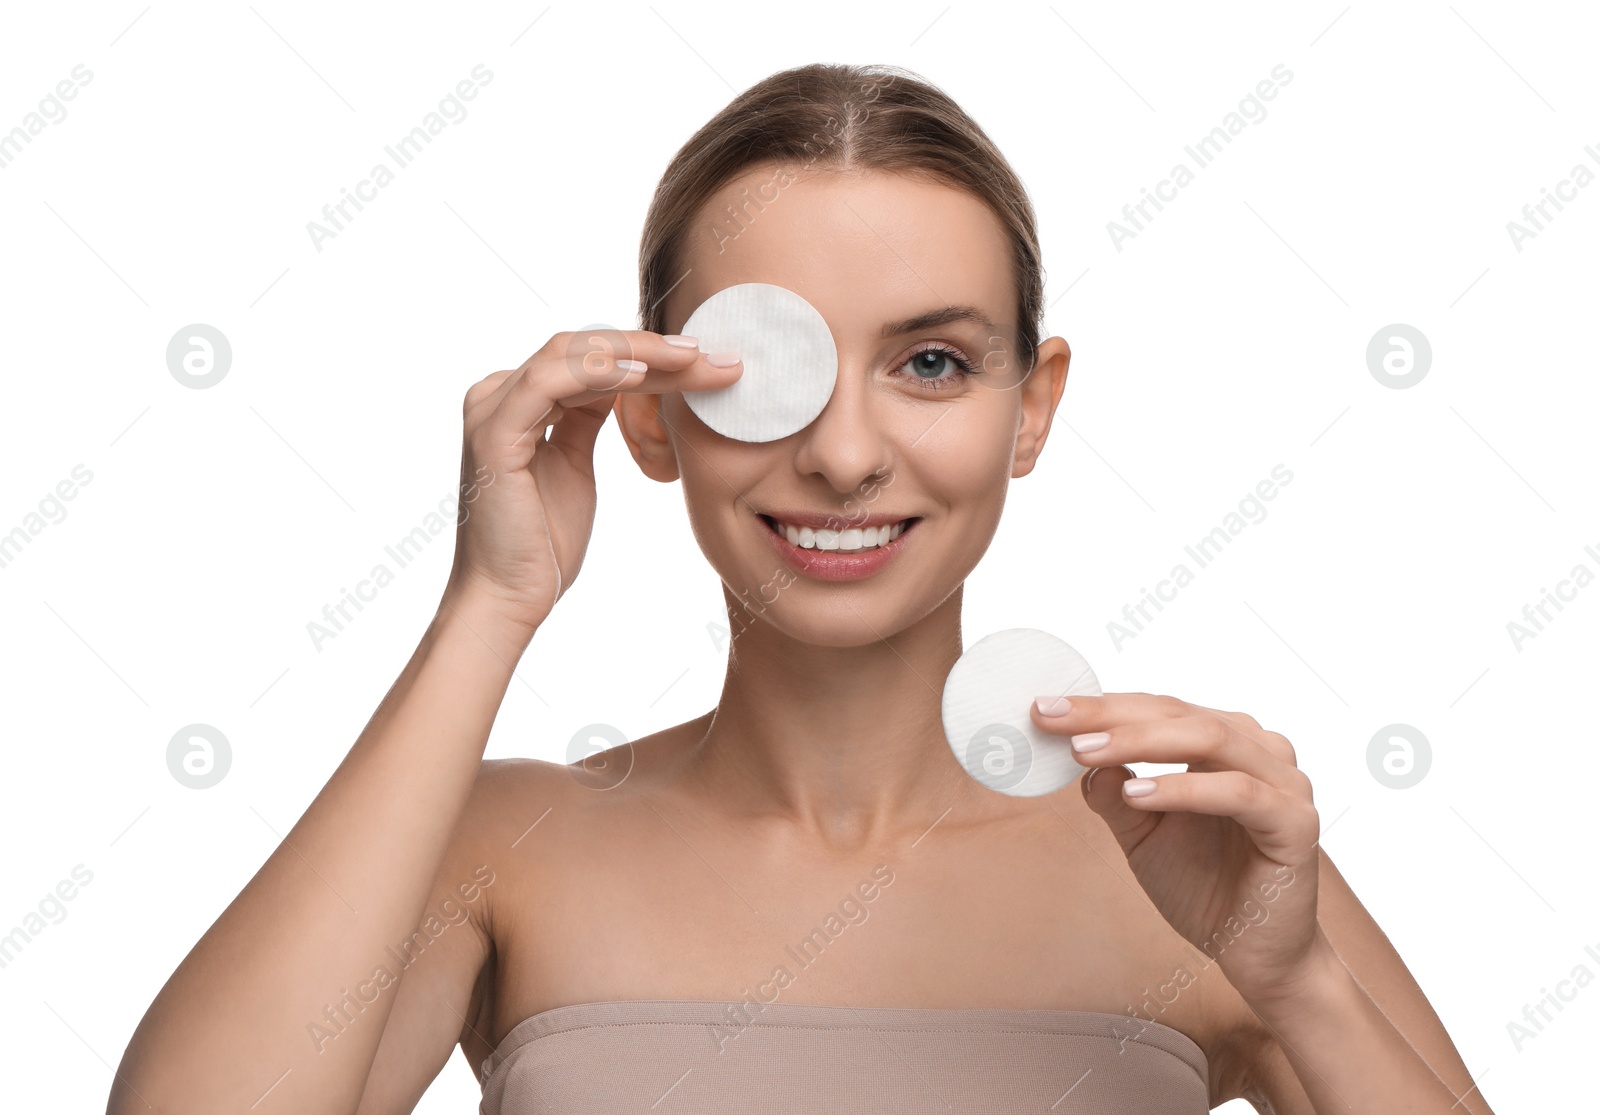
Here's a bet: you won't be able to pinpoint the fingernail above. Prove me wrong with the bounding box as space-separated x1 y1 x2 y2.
1124 778 1157 797
1034 696 1072 717
1071 732 1109 753
664 334 699 348
706 352 742 367
617 359 648 374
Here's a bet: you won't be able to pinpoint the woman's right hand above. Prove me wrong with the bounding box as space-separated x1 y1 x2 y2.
440 328 740 638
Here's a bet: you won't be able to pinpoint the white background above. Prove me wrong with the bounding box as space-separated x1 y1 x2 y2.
2 2 1595 1110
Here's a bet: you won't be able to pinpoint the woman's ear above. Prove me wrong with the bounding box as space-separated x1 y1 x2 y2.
1012 336 1071 479
613 390 682 483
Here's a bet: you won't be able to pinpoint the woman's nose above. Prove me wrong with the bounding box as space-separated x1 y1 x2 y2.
790 367 893 495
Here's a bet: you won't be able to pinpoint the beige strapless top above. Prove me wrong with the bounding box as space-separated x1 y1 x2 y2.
478 999 1210 1113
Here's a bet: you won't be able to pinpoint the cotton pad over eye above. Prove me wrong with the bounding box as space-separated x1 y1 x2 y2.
941 628 1103 797
680 282 837 443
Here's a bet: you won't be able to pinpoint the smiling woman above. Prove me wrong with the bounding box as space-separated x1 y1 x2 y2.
110 62 1494 1115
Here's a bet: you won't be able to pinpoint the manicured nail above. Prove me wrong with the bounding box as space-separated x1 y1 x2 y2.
1123 778 1157 797
1034 696 1072 717
1071 732 1109 753
706 352 742 367
616 359 647 374
663 334 699 348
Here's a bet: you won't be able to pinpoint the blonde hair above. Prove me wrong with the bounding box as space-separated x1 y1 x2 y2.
637 62 1044 372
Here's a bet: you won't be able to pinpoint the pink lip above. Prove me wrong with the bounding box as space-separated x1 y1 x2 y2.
758 514 918 581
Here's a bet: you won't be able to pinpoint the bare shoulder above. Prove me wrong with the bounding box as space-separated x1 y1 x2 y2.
464 755 614 847
453 753 643 932
456 757 591 896
468 755 573 830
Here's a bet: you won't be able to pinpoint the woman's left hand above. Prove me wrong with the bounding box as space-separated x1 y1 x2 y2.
1031 692 1328 1004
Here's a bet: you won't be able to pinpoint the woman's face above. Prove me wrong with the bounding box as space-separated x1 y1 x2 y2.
617 164 1069 648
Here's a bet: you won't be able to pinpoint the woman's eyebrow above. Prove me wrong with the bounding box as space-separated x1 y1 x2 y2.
879 305 997 338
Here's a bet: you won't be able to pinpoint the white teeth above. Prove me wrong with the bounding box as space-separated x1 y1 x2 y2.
774 518 908 552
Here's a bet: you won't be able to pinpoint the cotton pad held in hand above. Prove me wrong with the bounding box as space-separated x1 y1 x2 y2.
680 283 837 442
941 628 1102 797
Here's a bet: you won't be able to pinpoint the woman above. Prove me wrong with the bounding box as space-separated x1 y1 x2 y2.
112 63 1493 1114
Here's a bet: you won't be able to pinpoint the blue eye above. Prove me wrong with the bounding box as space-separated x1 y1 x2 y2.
896 343 980 392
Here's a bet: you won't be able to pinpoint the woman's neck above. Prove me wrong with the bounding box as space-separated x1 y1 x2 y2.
675 587 991 850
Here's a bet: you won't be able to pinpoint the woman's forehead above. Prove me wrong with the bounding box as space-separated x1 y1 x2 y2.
669 166 1014 339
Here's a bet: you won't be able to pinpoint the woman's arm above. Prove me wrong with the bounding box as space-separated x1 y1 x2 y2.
1233 847 1495 1114
348 759 531 1114
1030 695 1495 1114
108 332 730 1113
107 591 534 1115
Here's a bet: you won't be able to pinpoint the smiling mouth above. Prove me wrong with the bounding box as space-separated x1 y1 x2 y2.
759 514 920 554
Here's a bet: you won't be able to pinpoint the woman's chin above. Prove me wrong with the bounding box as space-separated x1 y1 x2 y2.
721 588 952 651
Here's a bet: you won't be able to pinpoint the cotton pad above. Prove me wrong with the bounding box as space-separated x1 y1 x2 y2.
941 628 1103 797
679 282 837 442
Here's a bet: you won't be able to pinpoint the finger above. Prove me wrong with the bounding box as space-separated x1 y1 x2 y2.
466 330 725 428
1030 692 1193 735
1034 697 1304 784
1115 770 1319 852
492 371 641 456
1249 726 1298 768
1210 709 1298 766
542 392 614 463
484 332 741 450
556 328 701 390
1081 765 1159 855
1060 714 1302 791
552 328 747 402
464 368 518 418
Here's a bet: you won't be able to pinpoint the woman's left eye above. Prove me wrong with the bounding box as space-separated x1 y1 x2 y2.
895 344 979 391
